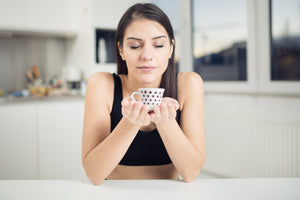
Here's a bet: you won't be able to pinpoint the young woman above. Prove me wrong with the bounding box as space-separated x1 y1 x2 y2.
82 3 205 185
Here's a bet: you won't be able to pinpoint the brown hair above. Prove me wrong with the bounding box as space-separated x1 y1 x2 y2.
115 3 177 99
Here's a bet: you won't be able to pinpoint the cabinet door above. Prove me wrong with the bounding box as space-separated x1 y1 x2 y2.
25 0 77 32
0 0 24 27
0 104 38 179
92 0 143 29
37 100 86 180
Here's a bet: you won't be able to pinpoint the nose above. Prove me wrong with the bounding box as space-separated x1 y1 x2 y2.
140 45 153 61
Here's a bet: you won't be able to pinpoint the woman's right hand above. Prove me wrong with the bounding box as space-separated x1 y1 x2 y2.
121 97 151 126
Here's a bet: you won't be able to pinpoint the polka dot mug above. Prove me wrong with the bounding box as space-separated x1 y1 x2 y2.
131 88 165 110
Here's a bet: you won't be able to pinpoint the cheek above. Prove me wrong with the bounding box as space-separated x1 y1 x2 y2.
157 52 171 68
123 51 137 67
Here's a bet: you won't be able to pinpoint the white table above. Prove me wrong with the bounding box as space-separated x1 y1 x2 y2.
0 178 299 200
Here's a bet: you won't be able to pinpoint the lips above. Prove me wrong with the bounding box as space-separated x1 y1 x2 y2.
138 66 156 72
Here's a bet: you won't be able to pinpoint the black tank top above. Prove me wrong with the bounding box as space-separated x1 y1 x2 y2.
110 73 180 166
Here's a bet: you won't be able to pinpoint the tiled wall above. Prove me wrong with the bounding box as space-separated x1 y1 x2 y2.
0 35 67 94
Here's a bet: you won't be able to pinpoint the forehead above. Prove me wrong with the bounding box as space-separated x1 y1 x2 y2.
124 19 169 40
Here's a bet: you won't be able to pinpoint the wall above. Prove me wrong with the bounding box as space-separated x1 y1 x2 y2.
0 35 66 94
202 92 300 178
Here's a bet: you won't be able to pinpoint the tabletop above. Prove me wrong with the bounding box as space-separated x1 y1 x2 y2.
0 178 299 200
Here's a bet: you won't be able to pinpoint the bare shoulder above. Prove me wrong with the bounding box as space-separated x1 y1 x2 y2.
177 72 204 110
178 71 203 87
88 72 114 87
87 72 115 94
178 71 203 96
86 72 115 111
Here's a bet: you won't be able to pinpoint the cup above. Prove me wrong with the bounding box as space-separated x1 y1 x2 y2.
131 88 165 110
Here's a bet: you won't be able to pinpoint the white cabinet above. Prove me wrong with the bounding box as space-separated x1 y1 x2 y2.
0 99 86 180
37 100 86 180
0 0 24 28
25 0 78 33
0 104 38 179
0 0 78 37
92 0 148 29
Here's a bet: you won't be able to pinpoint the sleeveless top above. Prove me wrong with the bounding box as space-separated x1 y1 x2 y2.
110 73 181 166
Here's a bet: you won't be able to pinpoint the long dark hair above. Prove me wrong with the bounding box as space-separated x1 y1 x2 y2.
115 3 177 99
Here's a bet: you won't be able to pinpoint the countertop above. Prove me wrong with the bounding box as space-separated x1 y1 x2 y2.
0 178 299 200
0 95 85 106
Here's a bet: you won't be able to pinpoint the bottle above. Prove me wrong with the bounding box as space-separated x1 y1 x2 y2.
80 80 87 96
98 38 107 63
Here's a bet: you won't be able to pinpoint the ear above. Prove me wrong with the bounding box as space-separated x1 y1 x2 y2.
118 42 126 60
168 39 175 59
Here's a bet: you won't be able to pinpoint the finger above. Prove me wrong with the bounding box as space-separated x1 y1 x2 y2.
130 101 143 120
168 103 177 119
152 106 161 122
173 101 179 110
160 102 168 120
162 97 179 110
121 98 129 108
136 105 149 123
142 113 151 126
122 99 134 117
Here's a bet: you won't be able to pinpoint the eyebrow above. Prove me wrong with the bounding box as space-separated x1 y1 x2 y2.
126 35 167 41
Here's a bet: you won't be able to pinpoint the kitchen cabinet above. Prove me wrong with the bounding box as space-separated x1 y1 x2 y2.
92 0 147 29
0 0 24 28
0 104 38 179
0 0 78 37
37 100 86 180
0 98 86 180
25 0 78 34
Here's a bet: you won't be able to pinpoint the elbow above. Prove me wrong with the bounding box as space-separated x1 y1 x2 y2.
91 177 105 185
181 170 199 183
180 167 201 183
82 158 106 186
85 168 106 186
85 170 106 186
181 160 205 183
183 177 196 183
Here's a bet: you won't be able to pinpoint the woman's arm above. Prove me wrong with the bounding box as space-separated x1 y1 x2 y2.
82 72 150 185
151 72 205 183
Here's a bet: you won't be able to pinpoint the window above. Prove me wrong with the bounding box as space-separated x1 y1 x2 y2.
270 0 300 81
192 0 248 81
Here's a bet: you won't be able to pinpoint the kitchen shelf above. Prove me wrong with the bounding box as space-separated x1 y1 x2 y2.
0 26 77 38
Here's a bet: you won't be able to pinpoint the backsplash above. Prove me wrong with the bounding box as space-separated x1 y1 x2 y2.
0 35 67 94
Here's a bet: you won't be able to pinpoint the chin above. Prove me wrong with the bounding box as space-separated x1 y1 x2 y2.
138 74 159 85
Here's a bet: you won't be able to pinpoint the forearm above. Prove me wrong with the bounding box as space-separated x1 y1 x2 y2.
155 120 205 182
83 118 140 185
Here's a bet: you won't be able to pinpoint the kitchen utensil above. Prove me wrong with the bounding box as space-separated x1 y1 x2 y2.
32 65 40 79
26 70 34 83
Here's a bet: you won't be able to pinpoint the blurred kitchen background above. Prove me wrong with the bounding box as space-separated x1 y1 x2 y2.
0 0 299 180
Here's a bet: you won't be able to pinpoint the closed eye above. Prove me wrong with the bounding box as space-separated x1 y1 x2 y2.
130 46 140 49
154 45 164 48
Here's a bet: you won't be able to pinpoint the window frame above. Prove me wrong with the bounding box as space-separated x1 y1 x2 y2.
179 0 300 95
257 0 300 95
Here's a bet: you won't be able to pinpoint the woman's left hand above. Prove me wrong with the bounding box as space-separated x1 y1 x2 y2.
150 97 179 124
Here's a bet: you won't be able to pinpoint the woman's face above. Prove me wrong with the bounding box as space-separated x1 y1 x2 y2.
119 19 173 85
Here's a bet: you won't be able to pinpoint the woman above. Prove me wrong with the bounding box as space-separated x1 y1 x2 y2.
82 3 205 185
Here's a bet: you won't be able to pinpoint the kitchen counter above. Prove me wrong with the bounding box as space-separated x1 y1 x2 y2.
0 95 84 105
0 178 299 200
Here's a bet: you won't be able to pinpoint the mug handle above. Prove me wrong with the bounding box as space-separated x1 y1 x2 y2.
130 92 139 103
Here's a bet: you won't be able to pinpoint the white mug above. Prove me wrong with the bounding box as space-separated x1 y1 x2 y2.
131 88 165 110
